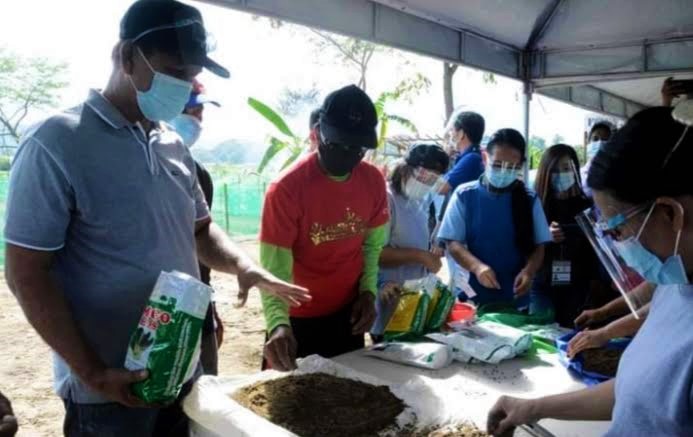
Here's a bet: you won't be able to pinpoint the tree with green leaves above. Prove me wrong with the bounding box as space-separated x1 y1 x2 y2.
249 97 307 174
0 48 68 151
371 73 431 161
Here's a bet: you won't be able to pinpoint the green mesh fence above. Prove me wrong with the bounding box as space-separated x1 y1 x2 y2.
0 170 268 267
210 176 267 237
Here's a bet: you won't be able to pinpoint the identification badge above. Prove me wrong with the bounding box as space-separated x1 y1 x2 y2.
551 260 572 286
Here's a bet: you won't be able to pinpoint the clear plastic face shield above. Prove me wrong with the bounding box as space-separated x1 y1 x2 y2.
403 167 445 208
577 106 693 318
576 207 647 318
485 160 523 188
550 158 580 193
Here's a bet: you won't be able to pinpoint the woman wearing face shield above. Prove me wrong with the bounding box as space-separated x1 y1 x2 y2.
487 107 693 437
370 144 449 339
530 144 604 327
437 129 552 309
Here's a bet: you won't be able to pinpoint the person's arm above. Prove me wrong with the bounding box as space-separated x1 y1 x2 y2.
5 246 150 407
575 281 655 327
259 242 293 334
514 196 550 295
661 77 686 107
438 153 482 195
569 303 649 357
487 380 615 436
3 138 149 407
448 241 501 290
195 217 309 309
359 224 388 297
0 390 18 436
257 182 303 371
380 247 441 272
438 187 501 289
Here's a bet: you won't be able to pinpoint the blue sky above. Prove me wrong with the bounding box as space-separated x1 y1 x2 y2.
1 0 601 151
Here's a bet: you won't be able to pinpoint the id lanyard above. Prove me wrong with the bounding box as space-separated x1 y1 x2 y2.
551 243 572 287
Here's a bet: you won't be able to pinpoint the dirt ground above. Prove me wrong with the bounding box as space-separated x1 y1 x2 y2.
0 240 267 437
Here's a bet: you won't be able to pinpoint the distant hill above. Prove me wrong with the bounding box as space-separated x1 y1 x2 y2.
192 139 265 165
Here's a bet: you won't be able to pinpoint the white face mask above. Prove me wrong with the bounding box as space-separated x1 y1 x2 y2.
169 114 202 147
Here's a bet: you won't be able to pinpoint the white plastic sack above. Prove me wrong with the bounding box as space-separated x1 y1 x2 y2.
364 342 453 370
183 355 450 437
427 321 532 364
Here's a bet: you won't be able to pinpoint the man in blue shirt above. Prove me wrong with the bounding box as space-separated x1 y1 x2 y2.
439 111 486 195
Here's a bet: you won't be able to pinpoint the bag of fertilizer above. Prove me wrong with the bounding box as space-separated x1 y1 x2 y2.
426 321 532 364
424 281 455 332
384 291 430 340
364 342 453 370
125 271 212 404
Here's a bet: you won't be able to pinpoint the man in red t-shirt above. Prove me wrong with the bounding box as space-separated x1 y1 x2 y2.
260 85 389 371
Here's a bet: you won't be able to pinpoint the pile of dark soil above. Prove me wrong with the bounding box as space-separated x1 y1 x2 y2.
582 348 624 377
232 373 405 437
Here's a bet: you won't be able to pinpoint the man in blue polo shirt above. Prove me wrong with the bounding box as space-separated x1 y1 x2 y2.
3 1 309 436
439 111 486 195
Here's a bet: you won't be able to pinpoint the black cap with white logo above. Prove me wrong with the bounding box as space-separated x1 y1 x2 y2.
319 85 378 149
120 0 229 78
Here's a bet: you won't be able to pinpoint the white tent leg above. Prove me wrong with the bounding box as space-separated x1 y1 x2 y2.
522 82 532 181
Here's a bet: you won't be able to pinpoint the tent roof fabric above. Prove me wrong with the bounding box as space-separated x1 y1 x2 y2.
200 0 693 118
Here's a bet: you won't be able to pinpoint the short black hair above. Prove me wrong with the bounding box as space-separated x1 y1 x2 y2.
589 121 614 139
454 111 485 145
588 107 692 204
309 108 321 130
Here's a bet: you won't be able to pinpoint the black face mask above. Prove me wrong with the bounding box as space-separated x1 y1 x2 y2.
317 142 365 177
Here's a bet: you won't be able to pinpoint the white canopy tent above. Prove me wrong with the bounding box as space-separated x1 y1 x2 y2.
198 0 693 134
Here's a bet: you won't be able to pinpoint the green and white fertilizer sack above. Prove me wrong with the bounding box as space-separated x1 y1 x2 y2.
364 342 454 370
125 271 212 404
427 321 533 364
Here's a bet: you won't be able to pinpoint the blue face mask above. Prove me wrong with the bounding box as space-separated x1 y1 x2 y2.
586 140 607 160
551 171 575 192
130 48 192 122
612 204 689 285
169 114 202 147
486 163 519 189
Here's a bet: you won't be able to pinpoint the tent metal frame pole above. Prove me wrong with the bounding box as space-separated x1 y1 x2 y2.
522 81 532 179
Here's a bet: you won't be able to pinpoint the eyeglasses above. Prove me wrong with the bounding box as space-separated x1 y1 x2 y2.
596 203 651 240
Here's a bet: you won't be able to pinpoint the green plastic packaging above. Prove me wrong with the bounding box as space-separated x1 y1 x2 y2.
424 281 455 332
125 271 212 404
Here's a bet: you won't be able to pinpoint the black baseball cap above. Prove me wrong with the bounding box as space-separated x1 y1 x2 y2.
319 85 378 149
120 0 230 78
406 143 450 173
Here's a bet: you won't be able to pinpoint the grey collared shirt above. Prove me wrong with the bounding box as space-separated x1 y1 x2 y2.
5 90 209 403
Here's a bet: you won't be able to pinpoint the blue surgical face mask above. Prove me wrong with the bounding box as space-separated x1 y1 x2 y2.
551 171 575 192
587 140 607 160
486 163 519 189
169 114 202 147
612 204 689 285
129 47 192 122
